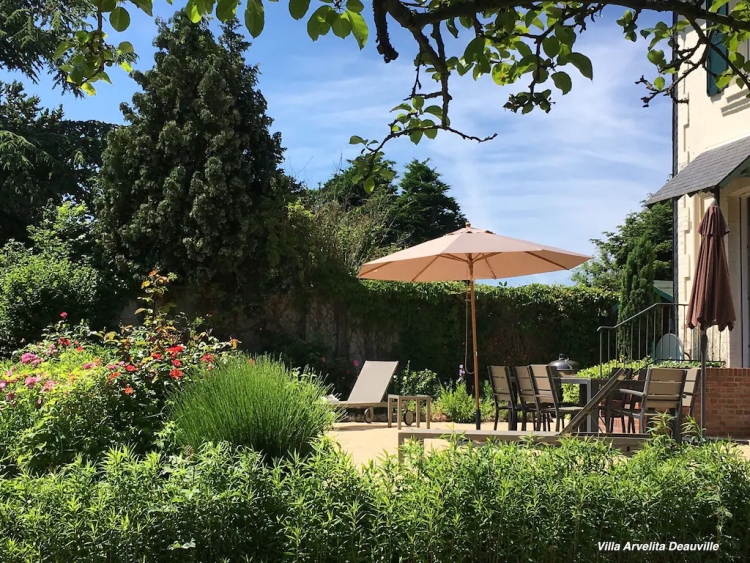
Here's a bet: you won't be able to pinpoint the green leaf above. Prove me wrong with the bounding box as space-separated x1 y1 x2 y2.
347 11 368 49
551 71 572 94
566 52 593 79
245 0 265 38
332 13 352 38
716 73 732 90
53 41 73 60
363 176 375 193
289 0 310 20
542 36 560 58
380 168 395 181
349 135 365 144
647 49 665 66
131 0 153 16
81 82 97 96
95 71 112 84
412 96 424 110
346 0 364 13
423 121 437 139
120 61 133 73
554 25 576 47
109 7 131 32
217 0 240 20
711 0 730 10
409 130 423 144
186 0 202 22
446 19 458 38
307 6 330 40
424 105 442 119
463 36 485 63
491 64 508 85
515 40 533 59
97 0 117 11
653 76 665 90
117 41 134 55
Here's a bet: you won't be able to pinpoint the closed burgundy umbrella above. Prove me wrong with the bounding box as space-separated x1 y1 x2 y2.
686 200 736 429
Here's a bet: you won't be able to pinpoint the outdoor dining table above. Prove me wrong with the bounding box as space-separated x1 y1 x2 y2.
559 376 646 433
559 377 604 433
504 373 645 433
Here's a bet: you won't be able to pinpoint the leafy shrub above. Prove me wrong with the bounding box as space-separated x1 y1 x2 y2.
0 272 234 473
1 437 749 562
577 358 725 380
97 271 234 405
0 203 122 355
434 382 494 423
0 341 129 473
397 364 442 398
169 355 335 459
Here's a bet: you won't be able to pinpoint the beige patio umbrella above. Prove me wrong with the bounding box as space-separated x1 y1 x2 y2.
357 224 590 430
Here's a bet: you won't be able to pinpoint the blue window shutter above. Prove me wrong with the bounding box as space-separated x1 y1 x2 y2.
707 1 730 96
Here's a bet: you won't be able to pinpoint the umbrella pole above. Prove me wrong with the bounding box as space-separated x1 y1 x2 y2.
700 330 707 432
469 262 481 430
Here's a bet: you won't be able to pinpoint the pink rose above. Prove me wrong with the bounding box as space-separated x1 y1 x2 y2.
0 381 6 390
42 381 56 392
60 312 68 319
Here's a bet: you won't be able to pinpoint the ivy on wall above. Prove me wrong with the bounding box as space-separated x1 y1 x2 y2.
261 281 618 395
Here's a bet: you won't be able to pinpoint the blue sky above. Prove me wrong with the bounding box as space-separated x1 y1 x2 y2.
4 3 673 286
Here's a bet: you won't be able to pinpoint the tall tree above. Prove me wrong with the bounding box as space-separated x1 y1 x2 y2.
392 159 465 246
317 156 397 210
0 81 114 246
618 235 656 356
96 13 292 300
572 201 672 293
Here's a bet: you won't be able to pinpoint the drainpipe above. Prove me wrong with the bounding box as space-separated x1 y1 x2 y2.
671 8 680 334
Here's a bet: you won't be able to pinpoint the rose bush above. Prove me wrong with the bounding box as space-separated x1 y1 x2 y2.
0 272 236 474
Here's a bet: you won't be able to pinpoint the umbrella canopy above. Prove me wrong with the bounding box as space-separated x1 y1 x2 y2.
357 224 590 429
686 200 736 430
358 226 591 282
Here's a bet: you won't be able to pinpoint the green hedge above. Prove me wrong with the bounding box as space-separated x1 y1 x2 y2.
0 437 748 562
266 281 617 395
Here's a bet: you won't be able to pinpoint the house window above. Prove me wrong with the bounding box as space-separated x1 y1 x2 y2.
706 0 730 96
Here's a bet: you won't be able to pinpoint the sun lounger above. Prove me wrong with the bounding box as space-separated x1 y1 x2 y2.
325 360 398 423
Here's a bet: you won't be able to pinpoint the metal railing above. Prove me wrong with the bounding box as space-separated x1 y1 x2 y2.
597 303 720 378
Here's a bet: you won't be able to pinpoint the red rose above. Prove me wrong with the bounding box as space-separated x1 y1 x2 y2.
125 365 136 372
123 386 134 395
169 369 183 380
151 353 162 360
172 359 181 367
75 347 83 352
